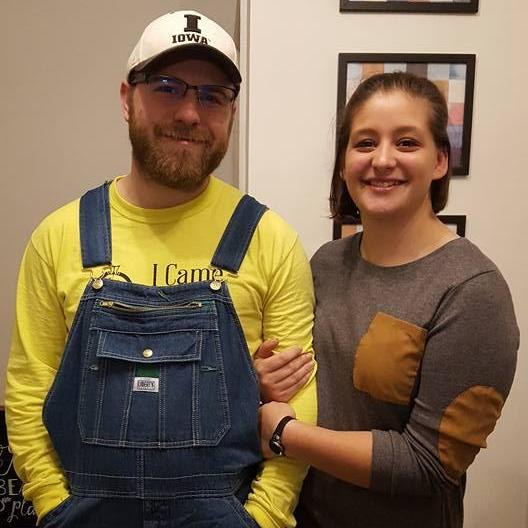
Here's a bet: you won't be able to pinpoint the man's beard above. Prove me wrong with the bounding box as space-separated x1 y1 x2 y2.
128 109 230 192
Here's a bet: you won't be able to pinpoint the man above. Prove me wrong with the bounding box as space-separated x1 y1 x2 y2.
5 11 316 527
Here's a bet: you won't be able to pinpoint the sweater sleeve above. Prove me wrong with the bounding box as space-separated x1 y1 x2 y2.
5 240 71 522
370 270 518 495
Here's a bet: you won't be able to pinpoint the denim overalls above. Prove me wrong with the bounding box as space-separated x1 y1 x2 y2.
42 182 265 527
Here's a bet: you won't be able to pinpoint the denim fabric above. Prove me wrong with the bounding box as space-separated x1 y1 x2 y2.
41 496 259 528
42 184 266 526
79 180 112 268
211 194 267 273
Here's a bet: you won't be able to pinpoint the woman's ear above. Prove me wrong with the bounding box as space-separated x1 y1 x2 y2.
433 149 449 180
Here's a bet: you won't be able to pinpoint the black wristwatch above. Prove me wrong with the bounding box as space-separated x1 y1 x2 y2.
269 416 295 456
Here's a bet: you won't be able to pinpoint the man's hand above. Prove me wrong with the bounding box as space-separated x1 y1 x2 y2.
259 401 296 458
254 339 314 403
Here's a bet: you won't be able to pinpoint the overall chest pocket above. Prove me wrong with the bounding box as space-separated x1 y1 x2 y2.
79 299 230 448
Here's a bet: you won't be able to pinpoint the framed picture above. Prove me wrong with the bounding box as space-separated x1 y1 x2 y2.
0 406 38 527
437 214 466 236
333 217 364 240
340 0 479 13
337 53 476 175
333 215 466 239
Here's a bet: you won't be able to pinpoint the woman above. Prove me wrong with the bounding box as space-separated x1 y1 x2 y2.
257 72 518 527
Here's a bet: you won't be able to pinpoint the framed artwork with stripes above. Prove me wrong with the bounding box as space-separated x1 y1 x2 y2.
337 53 476 175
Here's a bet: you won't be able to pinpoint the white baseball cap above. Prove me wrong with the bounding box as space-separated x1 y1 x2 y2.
127 10 241 84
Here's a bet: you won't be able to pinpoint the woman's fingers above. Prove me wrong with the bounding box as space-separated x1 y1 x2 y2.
257 349 315 402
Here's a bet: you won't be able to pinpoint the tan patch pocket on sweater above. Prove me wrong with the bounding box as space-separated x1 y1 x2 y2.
353 312 427 405
438 386 504 478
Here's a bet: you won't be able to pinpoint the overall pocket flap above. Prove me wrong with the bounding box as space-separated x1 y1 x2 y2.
96 330 202 363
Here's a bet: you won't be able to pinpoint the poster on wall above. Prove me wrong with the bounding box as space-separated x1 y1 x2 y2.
340 0 479 13
337 53 476 175
333 215 467 239
0 407 37 527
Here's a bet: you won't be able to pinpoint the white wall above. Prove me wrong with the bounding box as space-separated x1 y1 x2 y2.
247 1 528 526
0 0 239 401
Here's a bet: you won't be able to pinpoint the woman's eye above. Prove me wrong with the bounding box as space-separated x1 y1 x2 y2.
355 139 375 150
398 138 419 148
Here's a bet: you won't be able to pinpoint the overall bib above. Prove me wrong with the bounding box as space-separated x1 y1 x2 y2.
42 183 265 528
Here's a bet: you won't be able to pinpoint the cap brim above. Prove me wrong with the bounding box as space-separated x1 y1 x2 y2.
128 44 241 85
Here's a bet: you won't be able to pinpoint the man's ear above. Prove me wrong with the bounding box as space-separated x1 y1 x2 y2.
120 81 132 122
229 100 238 125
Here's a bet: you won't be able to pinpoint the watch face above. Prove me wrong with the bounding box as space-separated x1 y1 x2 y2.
269 416 294 457
269 437 284 456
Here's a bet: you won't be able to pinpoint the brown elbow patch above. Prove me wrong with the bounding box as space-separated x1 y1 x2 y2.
353 312 427 405
438 386 504 478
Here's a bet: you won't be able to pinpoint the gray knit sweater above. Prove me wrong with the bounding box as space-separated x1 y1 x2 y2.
296 235 518 528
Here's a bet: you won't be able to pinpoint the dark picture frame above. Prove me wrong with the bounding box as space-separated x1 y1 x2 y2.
333 215 467 240
438 215 466 236
337 53 476 175
340 0 479 13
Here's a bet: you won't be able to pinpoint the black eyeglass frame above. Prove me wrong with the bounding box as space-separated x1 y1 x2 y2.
129 72 240 104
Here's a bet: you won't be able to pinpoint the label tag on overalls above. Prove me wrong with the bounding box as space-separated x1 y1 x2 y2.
133 377 159 393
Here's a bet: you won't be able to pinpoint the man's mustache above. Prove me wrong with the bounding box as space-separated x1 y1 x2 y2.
153 124 211 144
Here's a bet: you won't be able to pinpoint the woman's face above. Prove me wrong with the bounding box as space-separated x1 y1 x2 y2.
342 90 448 223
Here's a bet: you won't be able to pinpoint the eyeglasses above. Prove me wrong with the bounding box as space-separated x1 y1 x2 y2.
129 74 239 111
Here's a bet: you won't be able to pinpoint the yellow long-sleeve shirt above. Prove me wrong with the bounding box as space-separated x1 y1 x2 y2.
6 176 317 527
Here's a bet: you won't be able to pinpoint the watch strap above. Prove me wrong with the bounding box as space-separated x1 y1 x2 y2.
269 415 295 456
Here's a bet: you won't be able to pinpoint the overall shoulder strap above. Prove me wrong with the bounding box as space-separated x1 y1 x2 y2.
211 195 268 274
79 181 112 268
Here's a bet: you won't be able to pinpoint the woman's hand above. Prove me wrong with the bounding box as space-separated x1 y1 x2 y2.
259 401 296 458
254 339 314 403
